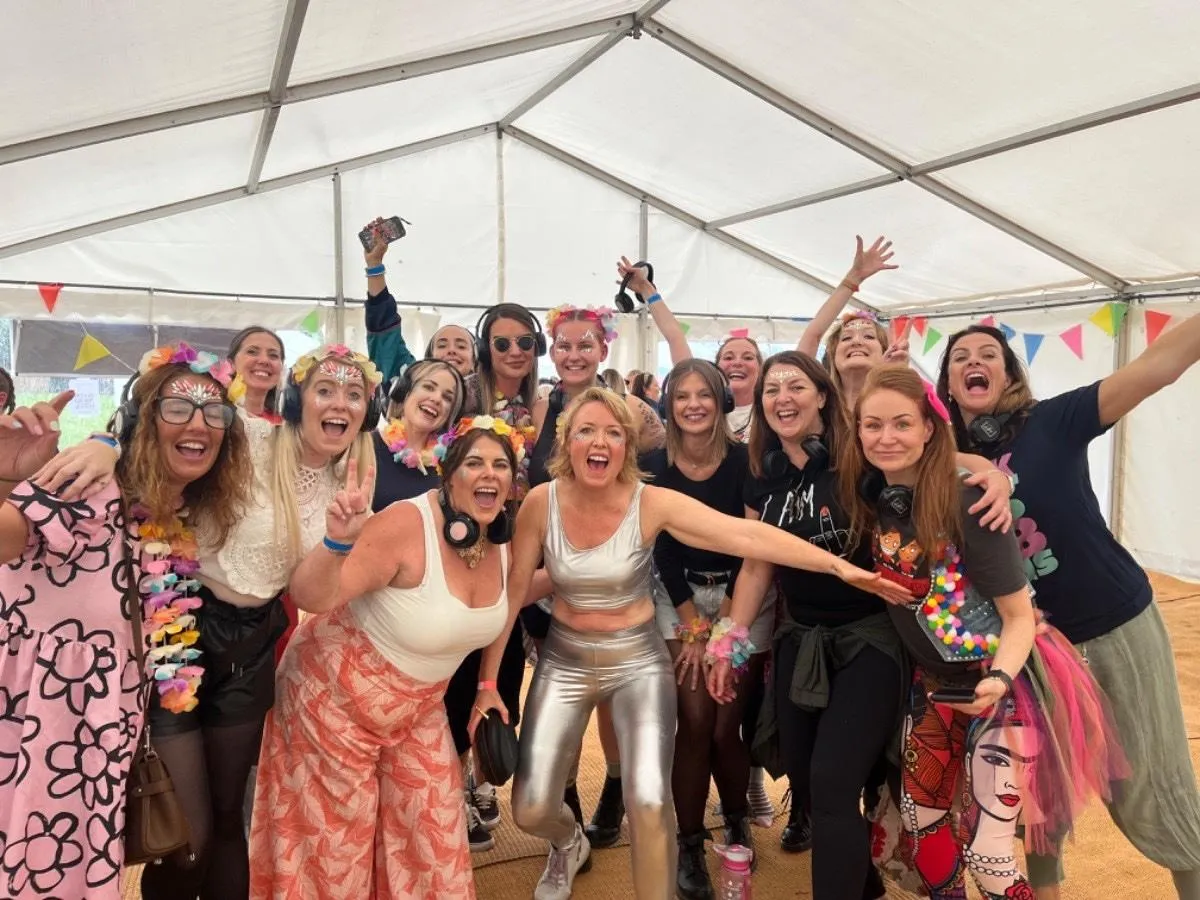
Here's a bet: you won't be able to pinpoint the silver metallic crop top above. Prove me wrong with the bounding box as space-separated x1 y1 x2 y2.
543 481 654 611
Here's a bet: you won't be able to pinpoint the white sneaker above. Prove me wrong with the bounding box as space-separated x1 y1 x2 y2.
533 824 591 900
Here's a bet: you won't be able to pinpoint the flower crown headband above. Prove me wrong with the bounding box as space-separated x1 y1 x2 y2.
138 342 235 388
289 344 382 389
839 310 882 326
545 304 618 344
440 414 528 466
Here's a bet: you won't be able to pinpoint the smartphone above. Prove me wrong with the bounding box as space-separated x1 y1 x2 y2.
928 686 978 705
358 216 409 251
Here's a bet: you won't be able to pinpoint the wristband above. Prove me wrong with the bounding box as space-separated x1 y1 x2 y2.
645 292 662 305
89 432 121 460
323 535 354 555
982 669 1014 695
477 680 498 691
996 469 1016 496
841 278 861 293
704 617 756 673
365 264 386 277
673 616 712 644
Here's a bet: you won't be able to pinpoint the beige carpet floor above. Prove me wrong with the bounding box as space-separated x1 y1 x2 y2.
124 572 1200 898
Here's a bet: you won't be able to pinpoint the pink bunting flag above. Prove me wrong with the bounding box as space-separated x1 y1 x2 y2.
1145 310 1173 346
978 315 997 327
911 316 928 337
728 327 750 339
1060 323 1085 360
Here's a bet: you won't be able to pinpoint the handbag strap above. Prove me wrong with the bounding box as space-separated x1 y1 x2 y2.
120 498 153 751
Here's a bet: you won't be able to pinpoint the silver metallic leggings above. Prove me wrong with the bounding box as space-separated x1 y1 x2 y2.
513 618 677 899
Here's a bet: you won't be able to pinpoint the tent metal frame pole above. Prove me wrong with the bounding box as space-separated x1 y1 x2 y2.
645 21 1128 292
0 125 494 260
332 172 345 344
496 130 507 304
1108 304 1135 535
637 199 654 373
708 174 901 229
0 18 629 167
247 0 311 192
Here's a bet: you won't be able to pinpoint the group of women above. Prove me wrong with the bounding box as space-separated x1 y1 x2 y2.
0 223 1198 900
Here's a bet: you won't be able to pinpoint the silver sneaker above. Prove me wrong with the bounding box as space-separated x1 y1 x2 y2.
473 780 501 831
466 793 495 852
533 824 591 900
748 772 775 827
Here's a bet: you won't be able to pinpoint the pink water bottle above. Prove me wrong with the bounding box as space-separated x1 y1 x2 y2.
713 843 753 899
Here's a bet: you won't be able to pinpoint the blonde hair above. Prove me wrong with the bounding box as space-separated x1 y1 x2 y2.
823 315 889 399
546 387 646 484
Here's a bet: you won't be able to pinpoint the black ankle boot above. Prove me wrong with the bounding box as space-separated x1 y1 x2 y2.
724 814 756 872
583 775 624 848
564 782 584 826
676 831 713 900
780 804 812 853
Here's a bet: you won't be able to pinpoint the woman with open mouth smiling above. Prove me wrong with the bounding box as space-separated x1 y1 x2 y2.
937 321 1200 900
473 387 909 900
228 326 286 425
838 365 1125 900
42 344 379 900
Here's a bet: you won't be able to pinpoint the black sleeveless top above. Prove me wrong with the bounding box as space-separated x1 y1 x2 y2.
529 386 568 488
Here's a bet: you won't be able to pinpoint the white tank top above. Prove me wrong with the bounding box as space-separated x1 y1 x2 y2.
350 492 509 682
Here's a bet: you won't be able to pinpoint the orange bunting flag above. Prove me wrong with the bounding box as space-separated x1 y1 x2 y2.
1144 309 1173 346
38 283 63 313
74 335 111 370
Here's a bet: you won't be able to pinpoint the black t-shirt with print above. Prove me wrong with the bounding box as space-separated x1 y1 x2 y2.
872 484 1027 679
980 381 1151 644
744 461 883 627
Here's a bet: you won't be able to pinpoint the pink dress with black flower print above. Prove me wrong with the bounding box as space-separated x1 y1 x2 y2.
0 481 144 900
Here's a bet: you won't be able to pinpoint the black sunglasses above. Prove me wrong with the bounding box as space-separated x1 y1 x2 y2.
491 335 536 353
156 397 235 430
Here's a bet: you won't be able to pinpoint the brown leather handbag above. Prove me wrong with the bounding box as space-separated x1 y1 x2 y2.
121 543 192 865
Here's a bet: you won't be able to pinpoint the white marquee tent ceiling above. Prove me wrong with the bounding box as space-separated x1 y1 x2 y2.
3 0 1200 321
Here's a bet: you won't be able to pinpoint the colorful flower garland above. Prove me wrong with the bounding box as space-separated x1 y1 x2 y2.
380 419 448 475
920 545 1001 659
139 341 235 388
290 343 383 388
444 414 528 465
131 503 204 714
545 304 618 344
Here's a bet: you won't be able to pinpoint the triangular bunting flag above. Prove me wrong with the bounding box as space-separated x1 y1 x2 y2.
74 335 111 370
911 316 928 337
979 315 996 327
38 283 63 314
1089 302 1122 337
923 326 943 355
999 323 1017 341
679 321 691 336
1060 324 1084 360
890 316 911 342
1023 332 1045 365
298 308 321 335
1111 302 1128 334
1145 309 1172 346
728 327 750 339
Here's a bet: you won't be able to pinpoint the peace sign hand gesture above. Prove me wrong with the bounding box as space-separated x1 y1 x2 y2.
325 456 376 546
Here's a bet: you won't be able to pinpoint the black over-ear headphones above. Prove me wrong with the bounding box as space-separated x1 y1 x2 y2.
110 371 142 444
761 435 830 481
388 361 466 426
662 360 734 415
615 261 654 313
967 411 1011 449
475 304 548 368
857 469 913 520
281 365 384 432
438 488 514 547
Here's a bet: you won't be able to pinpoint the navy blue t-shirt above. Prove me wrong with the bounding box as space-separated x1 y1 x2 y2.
371 430 440 512
983 381 1151 643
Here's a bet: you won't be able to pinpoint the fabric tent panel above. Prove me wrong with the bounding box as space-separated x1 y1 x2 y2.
647 212 828 319
501 138 640 315
936 102 1200 280
907 303 1116 519
0 180 335 300
289 0 634 83
15 320 152 377
0 113 263 247
0 0 283 147
657 0 1200 163
519 37 886 221
1120 301 1200 579
338 136 498 306
263 40 593 180
725 181 1085 309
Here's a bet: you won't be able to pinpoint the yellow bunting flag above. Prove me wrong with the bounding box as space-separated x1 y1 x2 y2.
74 335 111 370
1089 302 1128 337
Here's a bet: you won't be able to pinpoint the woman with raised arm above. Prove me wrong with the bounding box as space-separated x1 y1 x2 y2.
250 418 527 900
0 345 251 899
938 321 1200 899
470 387 909 900
836 365 1124 900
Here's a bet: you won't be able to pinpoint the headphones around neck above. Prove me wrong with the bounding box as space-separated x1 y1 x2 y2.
761 434 829 481
662 360 735 416
281 368 384 432
438 488 514 547
387 361 466 426
967 411 1012 450
615 261 654 313
474 304 548 368
857 469 914 520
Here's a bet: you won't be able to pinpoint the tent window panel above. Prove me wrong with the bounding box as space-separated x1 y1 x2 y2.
15 320 153 377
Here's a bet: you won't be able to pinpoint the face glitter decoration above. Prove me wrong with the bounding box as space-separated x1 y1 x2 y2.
316 360 364 386
168 380 224 405
767 368 803 383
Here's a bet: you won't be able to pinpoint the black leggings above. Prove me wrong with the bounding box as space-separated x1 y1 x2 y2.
139 721 264 900
776 636 900 900
669 643 764 834
444 624 527 755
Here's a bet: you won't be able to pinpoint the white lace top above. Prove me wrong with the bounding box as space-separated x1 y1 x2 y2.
199 414 341 606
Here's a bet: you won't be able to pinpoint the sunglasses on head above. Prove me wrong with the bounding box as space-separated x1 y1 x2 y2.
491 335 537 353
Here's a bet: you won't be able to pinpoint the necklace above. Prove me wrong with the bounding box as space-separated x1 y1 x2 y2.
130 502 205 714
919 544 1000 659
455 540 487 569
381 419 447 475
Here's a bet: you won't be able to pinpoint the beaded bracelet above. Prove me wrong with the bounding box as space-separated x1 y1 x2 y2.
673 616 712 644
704 617 755 674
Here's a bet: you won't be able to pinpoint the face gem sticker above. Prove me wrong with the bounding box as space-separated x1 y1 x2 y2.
168 381 223 404
316 360 364 386
767 368 803 383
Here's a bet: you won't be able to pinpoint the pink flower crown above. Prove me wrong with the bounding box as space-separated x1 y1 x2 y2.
546 304 618 344
290 344 383 388
839 310 881 326
440 415 528 465
138 342 234 388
